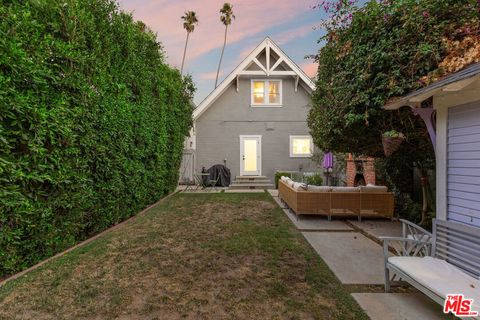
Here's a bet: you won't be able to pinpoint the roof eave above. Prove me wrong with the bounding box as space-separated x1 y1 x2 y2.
383 63 480 110
193 37 316 120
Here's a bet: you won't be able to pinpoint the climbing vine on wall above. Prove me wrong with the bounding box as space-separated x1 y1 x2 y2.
308 0 479 220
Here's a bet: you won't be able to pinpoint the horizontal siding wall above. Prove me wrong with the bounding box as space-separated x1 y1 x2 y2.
447 101 480 227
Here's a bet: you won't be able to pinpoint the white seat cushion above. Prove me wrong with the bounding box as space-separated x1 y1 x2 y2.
307 185 332 192
388 256 480 310
292 182 307 191
331 186 360 192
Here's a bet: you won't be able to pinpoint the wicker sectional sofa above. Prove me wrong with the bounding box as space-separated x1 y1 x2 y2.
278 177 394 220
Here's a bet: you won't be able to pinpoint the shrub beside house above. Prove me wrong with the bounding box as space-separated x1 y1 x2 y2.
308 0 479 222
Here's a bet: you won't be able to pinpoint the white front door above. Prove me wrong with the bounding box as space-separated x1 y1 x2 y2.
240 135 261 176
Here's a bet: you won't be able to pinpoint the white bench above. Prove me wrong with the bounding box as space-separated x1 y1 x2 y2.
400 218 433 244
381 219 480 313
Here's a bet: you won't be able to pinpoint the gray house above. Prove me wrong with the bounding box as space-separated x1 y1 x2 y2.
181 37 317 188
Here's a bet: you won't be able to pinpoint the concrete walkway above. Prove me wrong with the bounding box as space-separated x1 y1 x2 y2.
303 232 386 284
268 190 446 319
352 293 447 320
284 209 354 231
348 219 402 238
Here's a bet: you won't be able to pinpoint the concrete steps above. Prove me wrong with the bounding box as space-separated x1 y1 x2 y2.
229 176 274 190
234 175 269 180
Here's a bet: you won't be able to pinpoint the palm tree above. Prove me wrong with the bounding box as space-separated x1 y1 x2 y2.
180 11 198 76
214 3 235 88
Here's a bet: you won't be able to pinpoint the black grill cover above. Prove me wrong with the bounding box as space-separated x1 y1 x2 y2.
203 164 231 187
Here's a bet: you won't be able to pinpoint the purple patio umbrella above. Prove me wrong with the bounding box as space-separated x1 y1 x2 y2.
322 152 334 170
322 152 334 186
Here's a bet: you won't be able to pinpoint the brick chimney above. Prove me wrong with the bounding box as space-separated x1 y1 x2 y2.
346 154 356 187
363 157 376 185
346 154 376 186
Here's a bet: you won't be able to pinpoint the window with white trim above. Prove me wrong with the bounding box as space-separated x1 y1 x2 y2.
289 135 313 157
251 80 282 106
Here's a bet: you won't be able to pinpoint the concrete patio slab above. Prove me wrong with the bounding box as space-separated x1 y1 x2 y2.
349 220 402 239
270 196 353 231
302 232 386 284
285 209 354 231
267 189 278 197
352 293 445 320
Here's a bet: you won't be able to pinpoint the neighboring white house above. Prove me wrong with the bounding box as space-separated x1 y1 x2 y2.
384 63 480 227
179 37 316 187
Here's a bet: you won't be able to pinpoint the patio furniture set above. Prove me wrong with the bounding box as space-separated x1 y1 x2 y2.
278 175 479 314
183 164 231 192
183 172 220 192
277 176 394 221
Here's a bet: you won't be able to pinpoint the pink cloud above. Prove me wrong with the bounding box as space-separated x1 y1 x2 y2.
300 61 318 78
275 24 315 45
117 0 315 70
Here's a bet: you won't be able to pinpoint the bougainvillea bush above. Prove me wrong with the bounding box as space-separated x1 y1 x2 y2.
308 0 479 220
0 0 194 276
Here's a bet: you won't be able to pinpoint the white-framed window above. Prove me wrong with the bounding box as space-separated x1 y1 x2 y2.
251 79 282 106
289 135 313 157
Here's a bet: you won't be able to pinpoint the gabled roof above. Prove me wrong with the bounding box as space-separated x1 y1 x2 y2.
193 37 315 120
383 62 480 110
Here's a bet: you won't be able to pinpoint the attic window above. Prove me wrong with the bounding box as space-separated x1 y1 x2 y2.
251 80 282 106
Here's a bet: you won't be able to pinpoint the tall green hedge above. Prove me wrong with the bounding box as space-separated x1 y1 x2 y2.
0 0 194 276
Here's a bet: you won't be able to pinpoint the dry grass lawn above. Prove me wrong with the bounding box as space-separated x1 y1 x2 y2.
0 192 367 319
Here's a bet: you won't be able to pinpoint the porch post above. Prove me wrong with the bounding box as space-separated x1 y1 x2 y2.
412 107 436 152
